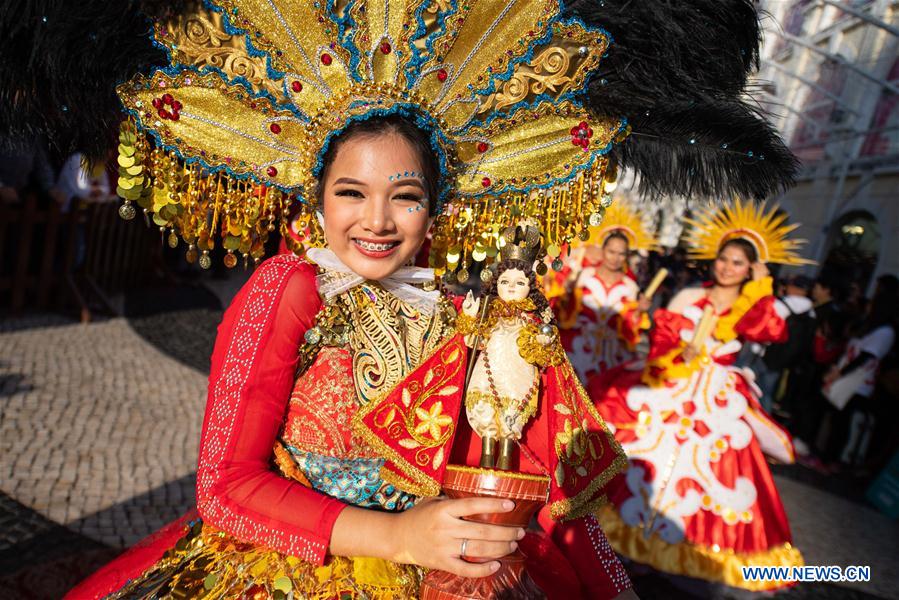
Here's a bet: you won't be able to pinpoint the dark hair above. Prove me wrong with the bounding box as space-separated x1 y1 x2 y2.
862 274 899 335
602 230 630 249
876 274 899 299
718 237 759 264
815 273 836 293
483 258 552 322
315 114 441 214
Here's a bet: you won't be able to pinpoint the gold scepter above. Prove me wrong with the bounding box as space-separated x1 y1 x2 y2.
642 267 669 301
462 292 494 467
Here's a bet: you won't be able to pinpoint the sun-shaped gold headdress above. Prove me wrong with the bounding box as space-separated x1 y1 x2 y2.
577 199 658 253
113 0 628 273
684 198 812 265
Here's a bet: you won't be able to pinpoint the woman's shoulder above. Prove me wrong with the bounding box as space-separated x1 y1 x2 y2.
231 254 320 314
666 287 706 313
255 253 318 278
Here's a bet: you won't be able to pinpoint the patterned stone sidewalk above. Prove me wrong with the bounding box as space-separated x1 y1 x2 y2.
0 315 208 551
1 310 897 599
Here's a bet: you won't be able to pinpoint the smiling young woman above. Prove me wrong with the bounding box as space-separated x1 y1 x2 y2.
552 204 658 380
318 116 437 281
68 114 637 600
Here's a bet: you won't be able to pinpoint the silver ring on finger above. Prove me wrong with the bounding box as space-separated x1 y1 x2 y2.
460 538 469 559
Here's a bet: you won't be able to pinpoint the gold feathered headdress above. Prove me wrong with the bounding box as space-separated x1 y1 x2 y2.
684 198 812 265
114 0 628 273
578 199 658 253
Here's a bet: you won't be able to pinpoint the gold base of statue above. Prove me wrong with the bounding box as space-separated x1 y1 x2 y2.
419 465 550 600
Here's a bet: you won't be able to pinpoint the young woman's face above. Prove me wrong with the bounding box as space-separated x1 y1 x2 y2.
321 133 432 280
713 244 752 288
496 268 531 302
600 237 629 272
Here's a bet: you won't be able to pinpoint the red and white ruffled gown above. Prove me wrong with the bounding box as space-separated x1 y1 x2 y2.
589 277 803 591
552 264 647 381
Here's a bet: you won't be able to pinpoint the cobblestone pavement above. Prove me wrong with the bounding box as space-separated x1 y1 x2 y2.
1 309 898 599
0 312 209 598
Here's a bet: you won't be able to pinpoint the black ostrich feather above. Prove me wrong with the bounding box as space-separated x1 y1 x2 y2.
612 97 800 200
565 0 798 199
0 1 185 160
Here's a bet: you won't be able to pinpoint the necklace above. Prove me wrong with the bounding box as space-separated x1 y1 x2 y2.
481 321 540 423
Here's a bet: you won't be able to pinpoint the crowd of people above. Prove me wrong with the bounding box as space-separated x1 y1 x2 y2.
0 140 115 211
9 139 897 598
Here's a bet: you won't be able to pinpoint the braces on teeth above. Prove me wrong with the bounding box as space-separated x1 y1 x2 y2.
356 240 397 251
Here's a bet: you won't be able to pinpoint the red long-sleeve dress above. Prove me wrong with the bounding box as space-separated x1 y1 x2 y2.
588 278 804 591
67 255 631 599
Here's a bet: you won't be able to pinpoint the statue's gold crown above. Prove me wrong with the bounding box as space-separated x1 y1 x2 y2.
499 223 542 264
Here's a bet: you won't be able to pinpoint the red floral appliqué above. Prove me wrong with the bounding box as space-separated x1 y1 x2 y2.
570 121 593 151
152 93 183 121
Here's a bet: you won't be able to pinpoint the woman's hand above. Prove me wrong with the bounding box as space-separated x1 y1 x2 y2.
462 291 481 318
750 261 769 281
636 294 652 313
391 497 523 577
681 344 700 363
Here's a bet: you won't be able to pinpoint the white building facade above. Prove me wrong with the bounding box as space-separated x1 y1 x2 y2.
759 0 899 290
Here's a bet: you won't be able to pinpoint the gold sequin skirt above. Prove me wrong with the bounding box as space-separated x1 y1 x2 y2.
108 520 422 599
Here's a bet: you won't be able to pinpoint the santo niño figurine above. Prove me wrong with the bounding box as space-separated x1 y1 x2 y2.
459 224 565 470
417 223 629 599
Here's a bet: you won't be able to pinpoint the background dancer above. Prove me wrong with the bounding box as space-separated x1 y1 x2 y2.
554 202 658 381
590 200 810 592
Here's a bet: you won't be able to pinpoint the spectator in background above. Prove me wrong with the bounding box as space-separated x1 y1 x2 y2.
791 305 850 459
56 152 113 213
822 275 898 468
811 273 842 326
790 272 847 459
0 137 65 206
757 275 817 415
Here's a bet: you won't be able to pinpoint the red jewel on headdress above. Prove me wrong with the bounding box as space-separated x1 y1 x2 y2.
291 81 303 92
270 123 281 134
321 53 332 65
481 177 491 187
380 41 392 54
570 120 593 150
477 142 488 153
437 68 448 82
153 93 182 121
266 166 278 177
